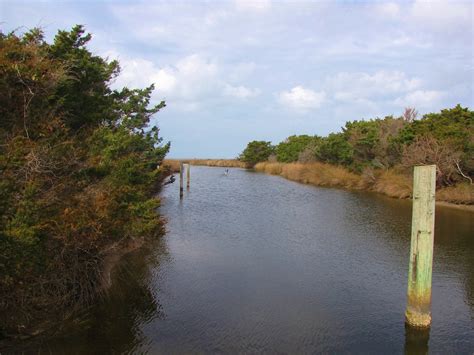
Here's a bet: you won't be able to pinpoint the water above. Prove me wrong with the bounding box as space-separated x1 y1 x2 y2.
15 167 474 353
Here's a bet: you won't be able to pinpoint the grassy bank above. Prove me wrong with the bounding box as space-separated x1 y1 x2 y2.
164 159 246 172
254 162 474 205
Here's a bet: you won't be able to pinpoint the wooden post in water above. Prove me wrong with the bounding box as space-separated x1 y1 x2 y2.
405 165 436 328
186 163 190 189
179 162 184 199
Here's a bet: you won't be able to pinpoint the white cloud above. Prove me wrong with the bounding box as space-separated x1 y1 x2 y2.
279 86 326 112
229 62 257 81
374 2 400 18
111 53 220 110
113 56 177 92
410 0 472 29
328 70 422 100
394 90 445 108
224 84 260 99
111 52 263 110
235 0 271 12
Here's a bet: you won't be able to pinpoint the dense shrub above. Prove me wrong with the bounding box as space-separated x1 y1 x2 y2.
0 26 169 333
238 141 275 167
242 105 473 186
275 135 320 163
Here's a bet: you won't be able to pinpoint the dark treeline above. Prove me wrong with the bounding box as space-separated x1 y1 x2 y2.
0 26 169 336
240 106 473 187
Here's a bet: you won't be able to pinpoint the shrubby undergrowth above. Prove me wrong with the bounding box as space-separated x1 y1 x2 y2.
240 106 473 190
0 26 169 335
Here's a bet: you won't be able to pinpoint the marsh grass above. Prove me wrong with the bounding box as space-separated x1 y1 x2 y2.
437 183 474 205
255 162 473 204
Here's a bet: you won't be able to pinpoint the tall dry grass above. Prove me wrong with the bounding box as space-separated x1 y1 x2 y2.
437 183 474 205
371 169 412 199
255 162 367 190
255 161 473 205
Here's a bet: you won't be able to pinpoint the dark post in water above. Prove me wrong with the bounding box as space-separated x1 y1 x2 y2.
406 165 436 328
186 163 190 189
179 162 184 199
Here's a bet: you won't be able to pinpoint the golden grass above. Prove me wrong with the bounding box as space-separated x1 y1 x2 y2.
437 183 474 205
255 161 473 205
371 170 412 199
255 162 366 190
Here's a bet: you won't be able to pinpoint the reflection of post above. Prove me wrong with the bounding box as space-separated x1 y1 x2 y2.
186 163 190 189
179 162 184 199
406 165 436 328
404 325 430 355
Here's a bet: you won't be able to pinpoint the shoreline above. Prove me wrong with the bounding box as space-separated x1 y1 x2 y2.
165 159 473 212
254 162 473 212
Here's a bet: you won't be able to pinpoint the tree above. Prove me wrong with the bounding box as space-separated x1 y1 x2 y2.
402 135 470 186
275 135 319 163
239 141 275 167
316 133 353 165
0 26 170 333
397 104 474 176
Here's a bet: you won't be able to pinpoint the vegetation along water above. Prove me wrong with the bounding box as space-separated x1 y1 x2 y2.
0 24 473 353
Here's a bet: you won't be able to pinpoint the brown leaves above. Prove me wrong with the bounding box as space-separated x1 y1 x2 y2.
401 135 462 186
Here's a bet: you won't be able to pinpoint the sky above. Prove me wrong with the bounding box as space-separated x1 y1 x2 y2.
1 0 473 158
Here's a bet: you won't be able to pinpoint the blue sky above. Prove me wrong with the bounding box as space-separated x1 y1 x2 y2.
1 0 473 158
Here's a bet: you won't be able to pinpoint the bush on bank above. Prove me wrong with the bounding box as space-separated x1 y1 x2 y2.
0 26 169 335
240 106 473 193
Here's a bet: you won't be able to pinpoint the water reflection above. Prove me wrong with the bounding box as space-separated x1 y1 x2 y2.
404 326 430 355
17 237 169 354
6 167 474 353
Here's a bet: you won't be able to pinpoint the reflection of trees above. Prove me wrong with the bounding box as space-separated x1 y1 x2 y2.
36 237 170 353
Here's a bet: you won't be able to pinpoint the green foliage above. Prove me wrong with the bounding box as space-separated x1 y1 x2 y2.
0 25 170 329
243 105 472 183
275 135 319 162
343 119 380 165
317 133 354 165
397 105 474 174
239 141 275 166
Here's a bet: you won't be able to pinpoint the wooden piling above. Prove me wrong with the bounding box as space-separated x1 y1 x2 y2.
186 163 190 189
179 162 184 199
405 165 436 328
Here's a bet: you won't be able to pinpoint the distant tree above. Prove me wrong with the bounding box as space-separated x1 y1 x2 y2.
372 116 407 168
239 141 275 167
276 135 319 162
397 104 474 176
343 120 380 168
316 133 353 165
401 135 467 186
403 107 418 122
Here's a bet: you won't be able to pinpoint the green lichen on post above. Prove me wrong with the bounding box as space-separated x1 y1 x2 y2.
406 165 436 328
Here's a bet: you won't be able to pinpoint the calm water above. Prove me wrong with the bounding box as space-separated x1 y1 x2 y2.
17 167 474 353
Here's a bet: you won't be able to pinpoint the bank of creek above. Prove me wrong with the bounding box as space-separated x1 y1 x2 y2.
15 166 474 353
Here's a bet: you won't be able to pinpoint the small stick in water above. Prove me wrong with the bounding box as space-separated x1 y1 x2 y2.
179 162 184 199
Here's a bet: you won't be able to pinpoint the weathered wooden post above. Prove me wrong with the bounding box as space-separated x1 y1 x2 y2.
179 162 184 199
186 163 190 189
405 165 436 328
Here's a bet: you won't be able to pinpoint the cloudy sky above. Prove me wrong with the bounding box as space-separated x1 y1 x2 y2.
1 0 473 158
